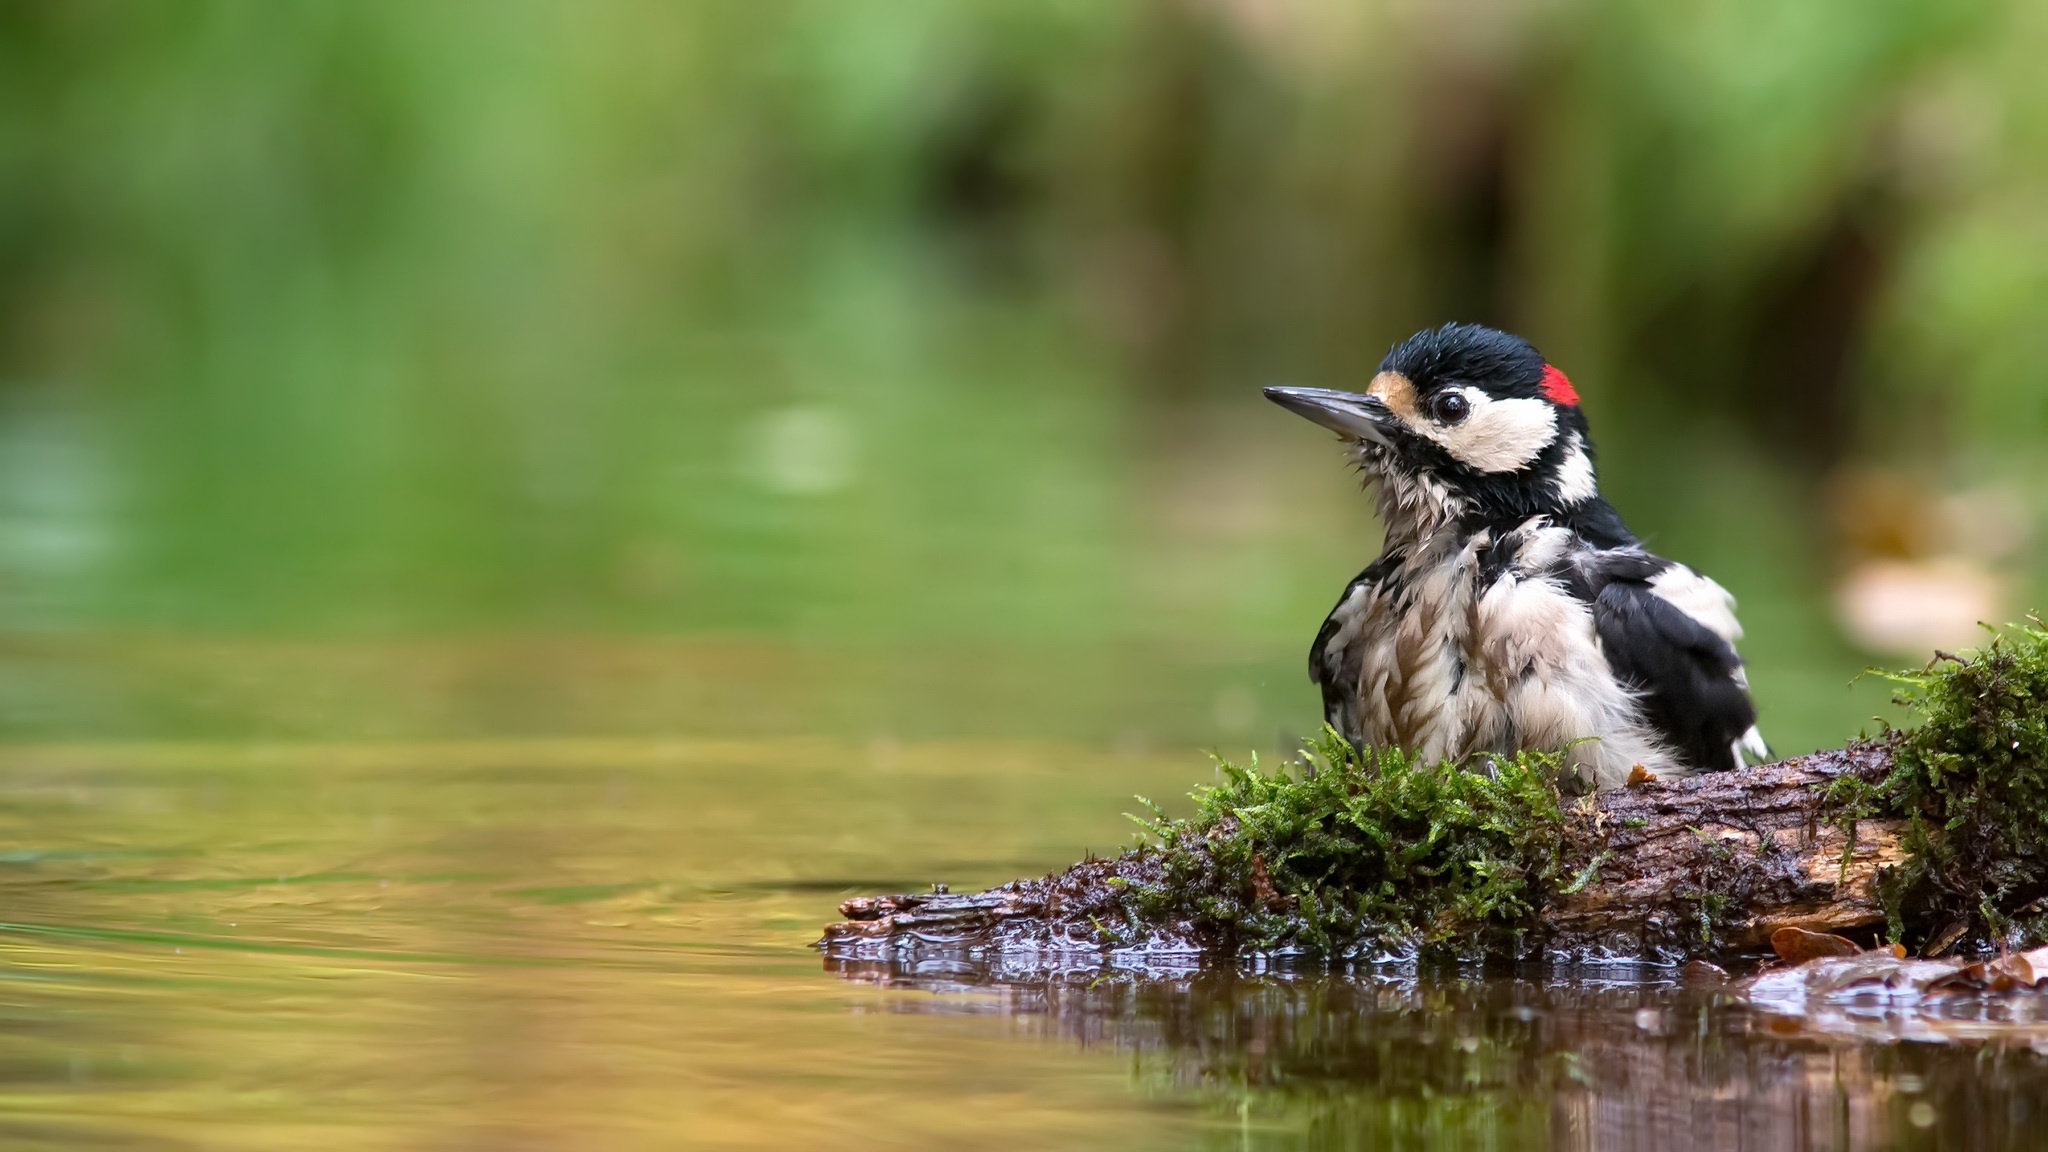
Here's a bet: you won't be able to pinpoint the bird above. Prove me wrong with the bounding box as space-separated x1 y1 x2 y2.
1264 322 1767 790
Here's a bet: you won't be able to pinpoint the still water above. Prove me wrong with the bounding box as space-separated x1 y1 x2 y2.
1 733 2044 1150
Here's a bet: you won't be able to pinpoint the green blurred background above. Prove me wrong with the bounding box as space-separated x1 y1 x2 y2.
1 0 2044 756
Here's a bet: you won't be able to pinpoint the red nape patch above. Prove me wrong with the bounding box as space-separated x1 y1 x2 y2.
1540 364 1580 406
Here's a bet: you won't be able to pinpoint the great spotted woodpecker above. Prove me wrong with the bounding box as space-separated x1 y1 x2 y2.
1266 323 1767 789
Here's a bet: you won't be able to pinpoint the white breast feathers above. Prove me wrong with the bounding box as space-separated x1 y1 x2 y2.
1346 524 1682 789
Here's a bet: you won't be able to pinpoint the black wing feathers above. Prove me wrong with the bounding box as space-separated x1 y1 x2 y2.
1588 572 1755 773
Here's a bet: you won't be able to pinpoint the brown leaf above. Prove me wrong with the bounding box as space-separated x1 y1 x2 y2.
1771 926 1862 963
1922 962 1990 997
1979 958 2025 992
1249 853 1284 911
1808 953 1915 995
1683 959 1729 985
1626 765 1656 788
1993 946 2048 988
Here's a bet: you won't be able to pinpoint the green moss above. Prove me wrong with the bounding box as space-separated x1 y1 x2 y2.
1829 618 2048 948
1118 732 1580 958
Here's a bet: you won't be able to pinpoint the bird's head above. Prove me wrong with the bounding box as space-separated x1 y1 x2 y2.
1264 323 1599 527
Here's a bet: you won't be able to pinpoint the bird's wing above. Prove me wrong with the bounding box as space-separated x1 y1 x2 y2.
1574 552 1763 773
1310 558 1393 742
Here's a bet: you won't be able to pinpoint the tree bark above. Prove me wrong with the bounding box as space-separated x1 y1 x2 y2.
1544 742 1904 953
819 743 1906 963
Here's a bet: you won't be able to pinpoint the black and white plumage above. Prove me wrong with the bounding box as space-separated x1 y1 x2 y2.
1267 323 1766 789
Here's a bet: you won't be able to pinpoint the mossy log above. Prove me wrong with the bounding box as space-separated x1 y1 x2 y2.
825 624 2048 964
821 743 1906 964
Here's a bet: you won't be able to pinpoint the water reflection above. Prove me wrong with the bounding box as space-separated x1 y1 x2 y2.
827 957 2048 1150
10 735 2048 1149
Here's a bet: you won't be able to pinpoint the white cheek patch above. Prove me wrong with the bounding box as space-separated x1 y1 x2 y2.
1407 391 1559 473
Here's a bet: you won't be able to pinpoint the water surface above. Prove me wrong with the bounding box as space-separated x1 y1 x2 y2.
2 736 2043 1150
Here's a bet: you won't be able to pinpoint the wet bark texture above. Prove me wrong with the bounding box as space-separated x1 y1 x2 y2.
1545 743 1903 954
819 744 1905 963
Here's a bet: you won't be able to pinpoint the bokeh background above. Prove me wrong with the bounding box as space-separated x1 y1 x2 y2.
3 0 2045 757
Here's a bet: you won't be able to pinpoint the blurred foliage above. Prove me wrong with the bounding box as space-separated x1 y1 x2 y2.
0 0 2043 749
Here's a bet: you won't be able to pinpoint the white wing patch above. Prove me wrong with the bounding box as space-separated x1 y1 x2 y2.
1651 563 1770 768
1319 581 1372 687
1325 583 1371 652
1419 390 1559 474
1647 564 1743 644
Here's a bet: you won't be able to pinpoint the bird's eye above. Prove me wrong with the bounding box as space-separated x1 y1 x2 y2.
1430 391 1471 425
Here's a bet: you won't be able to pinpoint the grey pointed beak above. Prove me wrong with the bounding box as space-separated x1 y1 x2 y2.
1262 386 1393 445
